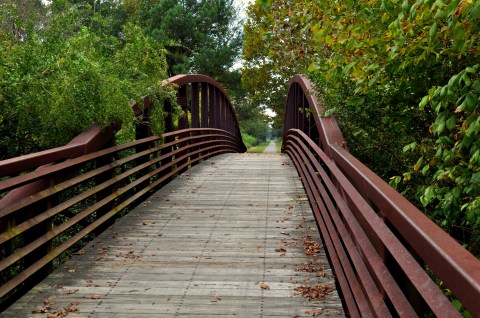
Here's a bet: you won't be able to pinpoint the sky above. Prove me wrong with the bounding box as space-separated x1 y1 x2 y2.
234 0 254 20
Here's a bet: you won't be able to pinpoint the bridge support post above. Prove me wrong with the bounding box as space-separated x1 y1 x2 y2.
134 97 154 196
190 83 200 163
176 84 190 175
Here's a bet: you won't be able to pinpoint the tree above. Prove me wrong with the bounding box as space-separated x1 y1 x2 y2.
305 0 479 254
0 4 173 159
135 0 242 86
242 0 317 128
242 0 480 256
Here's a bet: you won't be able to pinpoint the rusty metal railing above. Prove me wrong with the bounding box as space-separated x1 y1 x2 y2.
282 75 480 317
0 74 245 309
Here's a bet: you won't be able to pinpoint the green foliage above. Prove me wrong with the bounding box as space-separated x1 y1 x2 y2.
385 0 479 256
128 0 242 87
306 0 480 255
0 4 173 159
242 0 316 128
243 0 480 256
240 119 269 143
247 140 271 153
241 132 258 149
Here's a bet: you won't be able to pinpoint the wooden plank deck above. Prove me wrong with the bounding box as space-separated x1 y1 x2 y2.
3 145 345 317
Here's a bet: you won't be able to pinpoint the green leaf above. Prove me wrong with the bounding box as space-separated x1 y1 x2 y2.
414 156 424 171
452 186 462 200
419 95 429 109
451 299 462 311
470 5 480 20
429 22 438 43
446 115 457 130
464 93 477 112
403 141 417 152
422 164 430 175
434 0 444 7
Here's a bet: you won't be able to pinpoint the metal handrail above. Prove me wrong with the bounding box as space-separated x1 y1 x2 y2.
282 75 480 317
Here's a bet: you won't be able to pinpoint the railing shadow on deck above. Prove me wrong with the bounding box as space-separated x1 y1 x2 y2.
282 75 480 317
0 74 246 310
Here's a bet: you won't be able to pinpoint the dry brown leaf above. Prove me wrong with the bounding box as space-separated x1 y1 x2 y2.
65 289 79 295
44 301 79 318
305 308 323 316
33 304 52 314
90 294 102 300
259 282 270 290
294 284 334 300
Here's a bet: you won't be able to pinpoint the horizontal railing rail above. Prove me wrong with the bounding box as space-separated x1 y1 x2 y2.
0 74 245 310
282 75 480 317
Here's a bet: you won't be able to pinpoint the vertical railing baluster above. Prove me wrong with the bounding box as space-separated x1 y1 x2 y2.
191 83 200 163
201 83 209 129
178 85 189 130
177 84 189 174
209 85 216 128
191 83 199 129
160 98 174 184
215 89 221 129
135 97 153 192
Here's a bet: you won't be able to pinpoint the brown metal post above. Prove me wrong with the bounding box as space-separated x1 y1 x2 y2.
94 138 116 232
201 83 209 129
177 84 189 174
160 99 174 184
135 97 153 193
209 85 216 129
190 83 200 162
191 83 200 129
178 85 189 130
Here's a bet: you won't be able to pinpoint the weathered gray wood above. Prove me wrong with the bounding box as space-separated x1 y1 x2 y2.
3 151 345 317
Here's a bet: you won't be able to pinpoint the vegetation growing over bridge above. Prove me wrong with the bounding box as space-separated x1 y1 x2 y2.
242 0 480 256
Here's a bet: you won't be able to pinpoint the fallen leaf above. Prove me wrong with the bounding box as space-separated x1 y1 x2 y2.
305 308 323 316
67 268 76 273
66 289 79 295
90 294 102 300
259 282 270 290
294 284 334 300
275 248 287 253
40 301 79 318
33 304 52 314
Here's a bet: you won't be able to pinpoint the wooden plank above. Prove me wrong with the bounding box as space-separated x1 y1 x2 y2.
3 151 345 317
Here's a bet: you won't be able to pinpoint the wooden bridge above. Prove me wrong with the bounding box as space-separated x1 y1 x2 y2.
1 74 480 317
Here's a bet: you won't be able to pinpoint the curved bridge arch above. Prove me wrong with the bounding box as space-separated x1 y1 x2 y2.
282 75 480 317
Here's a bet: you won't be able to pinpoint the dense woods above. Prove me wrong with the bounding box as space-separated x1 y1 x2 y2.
243 0 480 256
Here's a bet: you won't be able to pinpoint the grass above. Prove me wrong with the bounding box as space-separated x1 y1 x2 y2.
275 138 283 153
247 140 272 153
